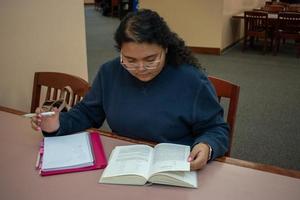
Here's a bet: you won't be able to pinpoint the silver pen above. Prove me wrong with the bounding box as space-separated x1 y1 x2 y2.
23 111 55 118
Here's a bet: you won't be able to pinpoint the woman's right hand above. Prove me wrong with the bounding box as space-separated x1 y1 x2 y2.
31 107 60 133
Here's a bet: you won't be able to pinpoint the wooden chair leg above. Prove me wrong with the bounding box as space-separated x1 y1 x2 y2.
274 37 280 56
250 36 254 47
296 43 300 58
243 36 247 52
273 38 277 56
270 35 274 50
263 36 267 55
295 39 300 58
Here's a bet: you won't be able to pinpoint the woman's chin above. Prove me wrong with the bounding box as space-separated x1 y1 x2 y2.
135 74 154 82
137 77 152 82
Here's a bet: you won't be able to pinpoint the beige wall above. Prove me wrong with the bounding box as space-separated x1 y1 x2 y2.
221 0 266 49
140 0 223 48
0 0 88 112
140 0 266 51
84 0 94 4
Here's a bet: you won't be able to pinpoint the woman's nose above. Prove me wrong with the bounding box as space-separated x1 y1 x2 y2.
136 61 146 70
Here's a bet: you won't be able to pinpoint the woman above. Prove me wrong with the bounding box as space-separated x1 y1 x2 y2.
32 9 229 170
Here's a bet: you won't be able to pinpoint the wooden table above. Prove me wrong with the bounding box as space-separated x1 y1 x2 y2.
1 108 300 200
232 12 278 19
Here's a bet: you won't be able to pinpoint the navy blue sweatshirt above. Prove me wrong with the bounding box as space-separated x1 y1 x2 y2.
51 58 229 160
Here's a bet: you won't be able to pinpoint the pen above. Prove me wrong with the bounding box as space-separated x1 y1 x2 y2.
23 111 55 118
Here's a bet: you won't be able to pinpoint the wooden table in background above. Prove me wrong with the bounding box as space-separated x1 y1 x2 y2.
232 12 278 19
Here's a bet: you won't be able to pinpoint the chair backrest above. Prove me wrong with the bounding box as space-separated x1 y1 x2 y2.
265 1 272 6
244 11 268 33
264 4 286 13
208 76 240 157
111 0 119 6
286 4 300 12
30 72 90 113
272 2 289 7
277 11 300 32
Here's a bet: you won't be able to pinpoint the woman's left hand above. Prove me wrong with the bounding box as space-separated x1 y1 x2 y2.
188 143 210 170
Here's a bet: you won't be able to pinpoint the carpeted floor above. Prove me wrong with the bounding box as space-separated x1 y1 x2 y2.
84 6 300 171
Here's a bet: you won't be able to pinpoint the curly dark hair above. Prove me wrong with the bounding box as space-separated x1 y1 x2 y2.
114 9 201 69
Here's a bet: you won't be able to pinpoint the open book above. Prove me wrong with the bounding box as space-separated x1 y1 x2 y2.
38 131 107 176
99 143 197 188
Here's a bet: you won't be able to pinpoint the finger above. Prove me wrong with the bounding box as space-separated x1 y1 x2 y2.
188 147 200 162
32 114 41 121
32 114 42 125
31 119 41 131
52 107 60 115
35 107 47 119
190 154 206 170
190 161 206 171
31 116 37 125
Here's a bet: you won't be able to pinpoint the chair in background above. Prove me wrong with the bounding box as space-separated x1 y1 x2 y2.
286 4 300 12
273 12 300 57
94 0 102 11
265 1 273 6
264 4 286 13
118 0 132 19
272 1 289 8
208 76 240 157
100 0 119 17
111 0 120 17
30 72 90 113
243 11 270 54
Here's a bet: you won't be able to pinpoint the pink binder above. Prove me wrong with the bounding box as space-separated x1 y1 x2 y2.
37 131 107 176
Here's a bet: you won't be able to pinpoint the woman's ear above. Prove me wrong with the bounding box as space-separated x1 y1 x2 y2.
165 48 168 53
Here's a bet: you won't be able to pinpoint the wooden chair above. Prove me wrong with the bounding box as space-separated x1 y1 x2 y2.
286 4 300 12
30 72 90 113
243 11 270 54
264 4 286 13
111 0 120 17
265 1 273 6
94 0 102 11
272 2 289 8
273 12 300 57
208 76 240 157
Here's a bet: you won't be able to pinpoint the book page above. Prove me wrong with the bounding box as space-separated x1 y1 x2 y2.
42 132 94 171
101 145 153 179
149 171 198 188
150 143 190 175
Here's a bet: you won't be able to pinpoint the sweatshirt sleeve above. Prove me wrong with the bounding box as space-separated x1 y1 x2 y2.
44 69 106 136
191 77 229 160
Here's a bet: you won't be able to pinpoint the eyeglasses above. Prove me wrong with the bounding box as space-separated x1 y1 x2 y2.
120 51 163 71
